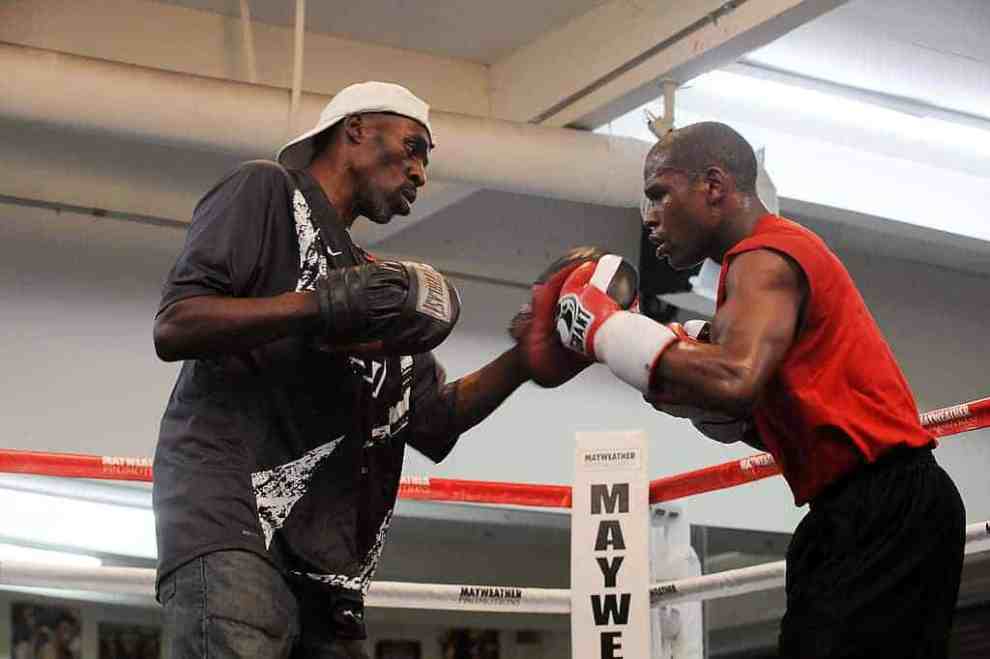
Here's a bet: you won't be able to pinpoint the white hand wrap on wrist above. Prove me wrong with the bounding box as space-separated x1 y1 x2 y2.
592 311 678 392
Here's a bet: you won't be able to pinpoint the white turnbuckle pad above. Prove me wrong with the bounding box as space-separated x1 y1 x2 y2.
572 431 651 659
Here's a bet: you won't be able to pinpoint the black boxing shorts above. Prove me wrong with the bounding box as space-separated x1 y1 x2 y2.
779 447 965 659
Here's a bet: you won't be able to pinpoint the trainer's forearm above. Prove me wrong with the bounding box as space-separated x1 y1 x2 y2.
153 292 321 361
447 346 528 435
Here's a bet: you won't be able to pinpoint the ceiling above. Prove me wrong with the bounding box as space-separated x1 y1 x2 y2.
152 0 990 115
0 0 984 302
155 0 610 63
141 0 990 272
1 0 986 277
747 0 990 121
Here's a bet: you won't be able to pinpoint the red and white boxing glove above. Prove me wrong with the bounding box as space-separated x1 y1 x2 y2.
509 247 606 387
555 255 678 392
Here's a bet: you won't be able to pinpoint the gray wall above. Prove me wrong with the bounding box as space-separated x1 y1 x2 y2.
1 200 988 534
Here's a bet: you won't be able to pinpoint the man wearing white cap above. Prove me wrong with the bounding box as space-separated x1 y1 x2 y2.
151 81 602 658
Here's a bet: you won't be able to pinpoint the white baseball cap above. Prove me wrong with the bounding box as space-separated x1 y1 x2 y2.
276 81 433 169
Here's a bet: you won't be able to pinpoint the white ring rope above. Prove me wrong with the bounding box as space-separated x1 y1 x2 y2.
366 582 570 614
650 520 990 606
2 522 987 613
0 562 155 598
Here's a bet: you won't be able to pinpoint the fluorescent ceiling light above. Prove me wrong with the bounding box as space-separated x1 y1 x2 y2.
0 543 102 568
690 70 921 135
597 68 990 242
686 70 990 160
924 116 990 158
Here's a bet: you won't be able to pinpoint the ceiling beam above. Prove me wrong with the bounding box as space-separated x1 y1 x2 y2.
0 0 493 238
489 0 848 127
0 0 489 117
0 43 653 209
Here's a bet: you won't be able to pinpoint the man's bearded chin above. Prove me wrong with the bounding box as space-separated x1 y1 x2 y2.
357 190 393 225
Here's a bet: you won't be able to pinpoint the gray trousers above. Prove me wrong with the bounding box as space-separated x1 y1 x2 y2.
160 550 370 659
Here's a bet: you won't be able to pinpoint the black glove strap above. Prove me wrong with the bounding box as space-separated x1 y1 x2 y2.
315 277 334 335
320 266 372 339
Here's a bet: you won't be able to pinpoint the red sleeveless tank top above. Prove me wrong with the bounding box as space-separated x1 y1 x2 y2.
717 215 933 504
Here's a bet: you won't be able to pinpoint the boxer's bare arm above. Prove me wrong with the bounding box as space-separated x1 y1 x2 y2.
652 249 806 417
153 293 321 361
442 346 529 435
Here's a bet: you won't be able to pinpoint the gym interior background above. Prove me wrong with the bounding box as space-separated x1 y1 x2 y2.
2 1 989 657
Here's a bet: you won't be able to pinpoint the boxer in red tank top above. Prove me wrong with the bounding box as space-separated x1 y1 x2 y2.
632 123 964 658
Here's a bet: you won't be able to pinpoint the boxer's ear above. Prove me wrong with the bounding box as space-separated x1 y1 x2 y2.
343 115 366 144
703 166 728 205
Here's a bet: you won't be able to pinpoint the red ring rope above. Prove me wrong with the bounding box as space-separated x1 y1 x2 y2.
0 397 986 508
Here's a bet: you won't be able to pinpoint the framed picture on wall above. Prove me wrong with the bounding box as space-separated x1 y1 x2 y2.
440 629 499 659
375 639 422 659
11 601 82 659
98 622 162 659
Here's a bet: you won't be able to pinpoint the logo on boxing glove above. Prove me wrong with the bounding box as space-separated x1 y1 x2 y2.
555 294 595 354
407 262 455 323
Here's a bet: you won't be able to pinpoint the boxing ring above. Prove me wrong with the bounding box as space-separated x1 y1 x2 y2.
1 397 989 657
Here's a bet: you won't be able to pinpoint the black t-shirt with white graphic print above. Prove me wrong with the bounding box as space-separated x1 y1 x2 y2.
153 162 459 621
